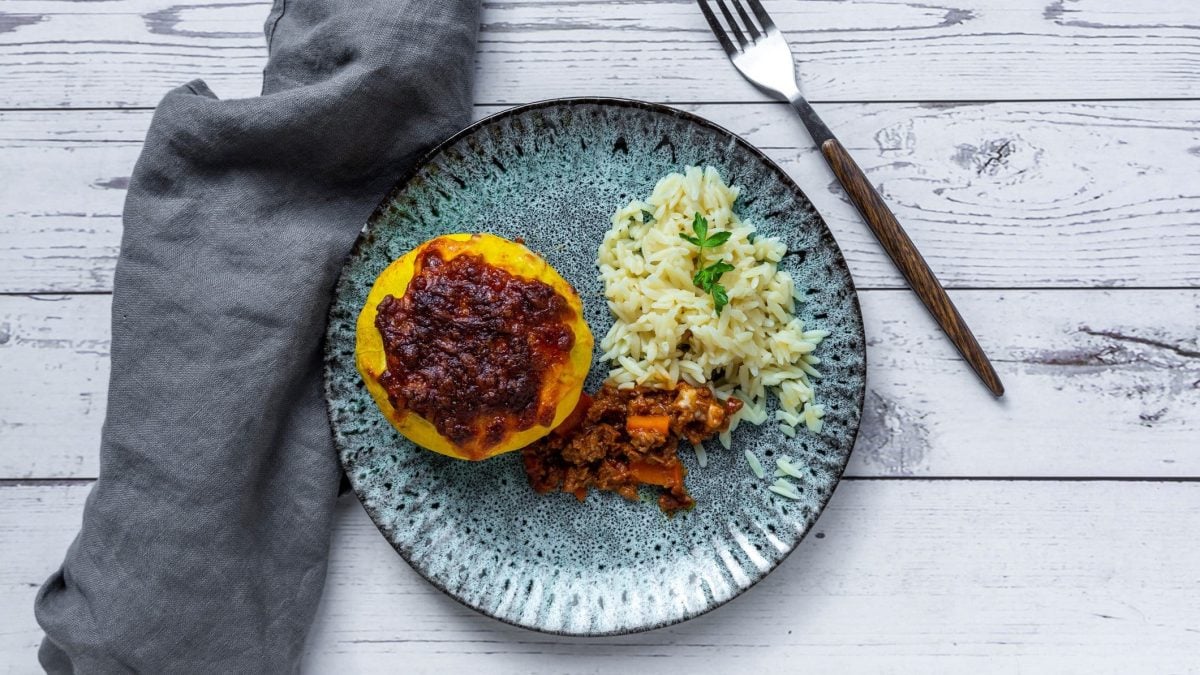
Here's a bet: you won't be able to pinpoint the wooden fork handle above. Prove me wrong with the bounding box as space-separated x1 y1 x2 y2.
820 137 1005 397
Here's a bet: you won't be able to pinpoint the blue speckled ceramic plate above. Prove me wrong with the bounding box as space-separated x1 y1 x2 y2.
324 98 865 636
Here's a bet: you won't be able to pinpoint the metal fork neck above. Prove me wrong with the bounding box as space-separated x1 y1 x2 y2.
788 95 835 146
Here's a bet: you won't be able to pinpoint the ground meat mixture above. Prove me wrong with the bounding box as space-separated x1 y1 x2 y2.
522 383 743 514
374 246 576 448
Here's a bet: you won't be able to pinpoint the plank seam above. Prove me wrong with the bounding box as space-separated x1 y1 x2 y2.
6 476 1200 486
3 97 1200 114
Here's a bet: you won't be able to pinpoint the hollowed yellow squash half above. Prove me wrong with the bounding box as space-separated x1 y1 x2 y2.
355 233 593 461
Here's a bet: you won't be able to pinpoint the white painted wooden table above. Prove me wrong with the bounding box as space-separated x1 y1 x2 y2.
2 1 1199 672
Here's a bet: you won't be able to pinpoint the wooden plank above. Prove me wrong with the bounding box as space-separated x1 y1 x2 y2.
3 481 1199 672
2 101 1198 294
0 296 110 479
0 0 1198 109
3 290 1196 480
0 111 126 294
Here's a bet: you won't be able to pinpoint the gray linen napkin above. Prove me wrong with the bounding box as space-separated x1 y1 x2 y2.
34 1 480 671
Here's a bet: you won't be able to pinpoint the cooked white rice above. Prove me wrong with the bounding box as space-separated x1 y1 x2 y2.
776 457 805 480
744 449 765 479
598 166 826 434
768 479 802 500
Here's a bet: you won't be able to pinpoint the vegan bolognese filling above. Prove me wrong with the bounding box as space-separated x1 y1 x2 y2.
374 244 577 449
522 382 742 514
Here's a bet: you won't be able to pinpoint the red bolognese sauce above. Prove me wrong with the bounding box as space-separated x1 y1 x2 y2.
522 382 742 514
374 244 576 448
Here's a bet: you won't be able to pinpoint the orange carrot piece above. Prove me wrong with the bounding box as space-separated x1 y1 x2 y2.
626 415 670 436
629 461 684 488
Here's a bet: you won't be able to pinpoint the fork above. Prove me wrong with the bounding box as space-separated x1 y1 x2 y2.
697 0 1005 397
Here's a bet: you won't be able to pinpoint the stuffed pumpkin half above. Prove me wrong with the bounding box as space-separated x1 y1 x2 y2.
355 233 593 461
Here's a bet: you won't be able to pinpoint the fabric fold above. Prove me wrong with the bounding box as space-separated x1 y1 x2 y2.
34 2 481 672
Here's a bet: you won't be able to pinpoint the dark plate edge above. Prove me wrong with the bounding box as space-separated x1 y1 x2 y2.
321 96 868 637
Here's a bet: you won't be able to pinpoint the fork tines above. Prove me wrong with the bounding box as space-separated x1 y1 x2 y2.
697 0 776 54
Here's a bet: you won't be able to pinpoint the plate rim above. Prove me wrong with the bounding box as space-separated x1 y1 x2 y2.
324 96 868 636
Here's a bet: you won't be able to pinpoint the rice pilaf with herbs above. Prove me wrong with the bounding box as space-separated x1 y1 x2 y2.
598 166 828 452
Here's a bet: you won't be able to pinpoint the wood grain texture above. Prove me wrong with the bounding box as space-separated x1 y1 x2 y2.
2 101 1198 294
3 481 1199 673
0 296 111 479
3 0 1198 667
821 135 1005 395
4 290 1196 480
1 0 1199 108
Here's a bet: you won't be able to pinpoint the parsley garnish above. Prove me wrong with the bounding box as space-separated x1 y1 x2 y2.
641 209 656 224
679 213 734 315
